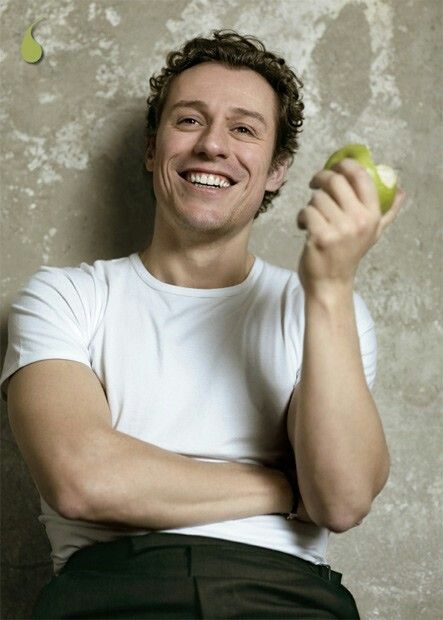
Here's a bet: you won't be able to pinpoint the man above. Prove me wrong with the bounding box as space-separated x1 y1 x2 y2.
1 30 404 619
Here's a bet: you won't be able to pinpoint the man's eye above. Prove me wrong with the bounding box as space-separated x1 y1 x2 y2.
234 126 253 135
179 118 199 125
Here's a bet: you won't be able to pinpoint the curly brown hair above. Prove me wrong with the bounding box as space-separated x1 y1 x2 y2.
145 29 304 219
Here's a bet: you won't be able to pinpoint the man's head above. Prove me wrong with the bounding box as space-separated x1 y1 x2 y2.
144 29 304 224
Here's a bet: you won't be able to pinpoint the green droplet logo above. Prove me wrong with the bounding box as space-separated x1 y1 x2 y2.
21 18 45 63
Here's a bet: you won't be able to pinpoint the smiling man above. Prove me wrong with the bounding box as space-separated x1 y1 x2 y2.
1 30 404 619
140 60 287 289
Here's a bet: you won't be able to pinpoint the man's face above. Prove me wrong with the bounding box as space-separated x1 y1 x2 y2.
145 61 287 236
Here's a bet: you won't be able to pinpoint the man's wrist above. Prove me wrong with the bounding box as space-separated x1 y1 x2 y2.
304 281 354 309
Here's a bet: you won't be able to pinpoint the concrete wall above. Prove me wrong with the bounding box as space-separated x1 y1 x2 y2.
1 0 441 617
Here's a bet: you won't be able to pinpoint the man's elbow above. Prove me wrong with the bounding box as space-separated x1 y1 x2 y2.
46 473 91 521
326 515 367 534
55 491 87 521
304 494 372 533
323 503 371 533
327 458 391 533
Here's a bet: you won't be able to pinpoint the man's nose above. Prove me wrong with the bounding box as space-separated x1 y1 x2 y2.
193 122 230 159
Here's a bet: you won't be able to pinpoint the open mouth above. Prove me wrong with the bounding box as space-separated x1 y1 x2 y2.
178 171 236 191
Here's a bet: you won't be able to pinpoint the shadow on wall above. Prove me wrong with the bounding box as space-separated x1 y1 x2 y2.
78 107 157 261
0 111 157 619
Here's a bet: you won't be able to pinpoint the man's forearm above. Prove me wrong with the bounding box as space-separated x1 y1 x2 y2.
289 287 390 532
60 429 293 529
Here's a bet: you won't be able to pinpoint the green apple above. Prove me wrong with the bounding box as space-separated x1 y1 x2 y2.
324 144 397 214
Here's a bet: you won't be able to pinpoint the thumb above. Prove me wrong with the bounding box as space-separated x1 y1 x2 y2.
378 187 406 237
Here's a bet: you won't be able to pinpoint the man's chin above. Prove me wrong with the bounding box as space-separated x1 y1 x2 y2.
158 191 260 232
164 199 228 232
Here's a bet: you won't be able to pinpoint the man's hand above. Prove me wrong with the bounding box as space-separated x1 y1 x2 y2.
296 157 406 296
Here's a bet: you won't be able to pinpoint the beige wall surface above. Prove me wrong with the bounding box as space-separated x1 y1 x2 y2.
1 0 441 618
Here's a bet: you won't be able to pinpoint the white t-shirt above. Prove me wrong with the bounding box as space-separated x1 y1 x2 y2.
0 252 377 575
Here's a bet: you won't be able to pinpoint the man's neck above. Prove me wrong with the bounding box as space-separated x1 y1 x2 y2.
139 246 256 289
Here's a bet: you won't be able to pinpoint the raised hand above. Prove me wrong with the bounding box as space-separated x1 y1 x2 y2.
296 157 406 296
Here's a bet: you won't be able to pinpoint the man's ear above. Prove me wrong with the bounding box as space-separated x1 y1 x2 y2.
265 157 289 192
144 135 156 172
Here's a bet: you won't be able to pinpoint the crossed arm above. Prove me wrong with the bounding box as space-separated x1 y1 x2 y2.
6 343 374 535
7 359 296 531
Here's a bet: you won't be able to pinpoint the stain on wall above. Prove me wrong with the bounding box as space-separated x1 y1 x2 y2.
313 3 372 132
1 0 441 618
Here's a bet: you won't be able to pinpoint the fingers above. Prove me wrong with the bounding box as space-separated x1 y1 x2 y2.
300 159 404 245
310 158 379 214
298 162 374 236
302 189 346 226
381 187 406 225
297 203 330 239
309 169 358 214
375 187 406 240
330 158 380 212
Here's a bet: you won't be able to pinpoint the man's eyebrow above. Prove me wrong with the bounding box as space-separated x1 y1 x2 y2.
169 99 268 129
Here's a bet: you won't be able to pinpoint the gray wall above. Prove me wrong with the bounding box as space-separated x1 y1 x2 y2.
1 0 441 618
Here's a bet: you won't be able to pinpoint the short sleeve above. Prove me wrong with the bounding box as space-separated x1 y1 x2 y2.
0 266 98 402
287 282 377 391
353 291 377 390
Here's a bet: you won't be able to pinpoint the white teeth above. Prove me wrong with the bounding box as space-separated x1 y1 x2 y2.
185 171 231 188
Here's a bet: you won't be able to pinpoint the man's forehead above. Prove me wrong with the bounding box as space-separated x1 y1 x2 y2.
164 62 278 120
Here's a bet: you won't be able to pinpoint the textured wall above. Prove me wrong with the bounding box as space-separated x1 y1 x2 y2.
1 0 441 618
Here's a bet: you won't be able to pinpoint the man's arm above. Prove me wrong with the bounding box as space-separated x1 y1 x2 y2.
287 293 388 532
7 359 293 530
287 158 405 533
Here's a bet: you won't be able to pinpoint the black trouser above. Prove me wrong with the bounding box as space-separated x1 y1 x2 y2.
32 533 360 619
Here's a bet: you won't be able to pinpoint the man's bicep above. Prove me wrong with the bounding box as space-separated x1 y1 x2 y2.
7 359 112 515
